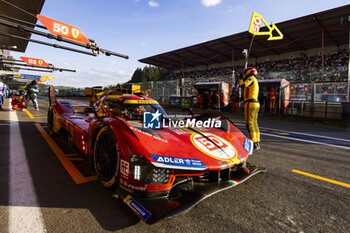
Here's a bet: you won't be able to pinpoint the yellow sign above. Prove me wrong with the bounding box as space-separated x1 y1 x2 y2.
38 77 47 83
39 76 55 83
124 99 159 105
248 12 283 40
42 76 55 80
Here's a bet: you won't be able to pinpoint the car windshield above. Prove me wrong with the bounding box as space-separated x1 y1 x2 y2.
104 100 167 120
124 103 167 120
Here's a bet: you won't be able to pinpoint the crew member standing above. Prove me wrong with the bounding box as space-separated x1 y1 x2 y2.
203 91 209 109
267 88 278 113
0 82 4 110
25 79 40 111
12 89 26 111
240 67 260 150
196 92 203 109
229 87 239 112
212 91 220 110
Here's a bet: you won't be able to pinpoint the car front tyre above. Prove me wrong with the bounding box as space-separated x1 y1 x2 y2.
94 126 119 191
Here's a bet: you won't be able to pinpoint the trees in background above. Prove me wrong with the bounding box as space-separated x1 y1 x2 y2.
129 66 170 83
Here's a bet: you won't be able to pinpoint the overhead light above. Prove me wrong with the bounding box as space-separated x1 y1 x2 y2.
0 45 17 50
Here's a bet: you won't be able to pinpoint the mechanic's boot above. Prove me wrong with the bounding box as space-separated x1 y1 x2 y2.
254 142 260 150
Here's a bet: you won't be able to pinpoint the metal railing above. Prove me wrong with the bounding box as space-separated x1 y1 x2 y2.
260 99 343 120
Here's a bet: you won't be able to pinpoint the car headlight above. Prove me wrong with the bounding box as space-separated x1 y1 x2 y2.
130 154 170 185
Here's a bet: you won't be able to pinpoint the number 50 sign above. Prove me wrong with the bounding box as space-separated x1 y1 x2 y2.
37 14 90 44
249 12 262 34
248 12 283 40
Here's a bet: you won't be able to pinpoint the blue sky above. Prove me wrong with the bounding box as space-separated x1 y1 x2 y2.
11 0 350 87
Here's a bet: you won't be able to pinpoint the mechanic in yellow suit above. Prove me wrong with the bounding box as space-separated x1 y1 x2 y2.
240 67 260 150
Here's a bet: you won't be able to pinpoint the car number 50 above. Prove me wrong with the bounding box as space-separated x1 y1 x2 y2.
53 22 69 35
197 136 225 151
252 16 261 33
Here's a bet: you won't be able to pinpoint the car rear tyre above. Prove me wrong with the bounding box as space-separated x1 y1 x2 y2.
94 126 119 191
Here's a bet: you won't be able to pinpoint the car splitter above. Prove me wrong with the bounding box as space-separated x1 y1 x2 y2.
119 163 267 224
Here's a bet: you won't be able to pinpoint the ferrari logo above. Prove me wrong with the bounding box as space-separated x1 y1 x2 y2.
72 28 80 39
38 60 43 65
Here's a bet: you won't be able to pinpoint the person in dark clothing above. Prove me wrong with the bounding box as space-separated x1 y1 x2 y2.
25 79 40 110
196 92 203 109
229 88 239 112
212 91 220 110
12 89 26 111
203 91 209 109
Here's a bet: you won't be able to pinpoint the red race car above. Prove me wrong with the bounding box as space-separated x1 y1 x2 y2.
47 85 265 224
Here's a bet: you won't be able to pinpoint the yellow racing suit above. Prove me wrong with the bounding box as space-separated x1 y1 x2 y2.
240 76 260 143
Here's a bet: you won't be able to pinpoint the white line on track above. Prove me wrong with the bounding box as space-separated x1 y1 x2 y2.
235 123 350 142
260 132 350 150
7 100 47 233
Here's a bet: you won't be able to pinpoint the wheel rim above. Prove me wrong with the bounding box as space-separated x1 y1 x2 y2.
95 133 118 181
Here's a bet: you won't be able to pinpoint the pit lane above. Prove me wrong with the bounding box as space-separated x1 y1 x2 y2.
0 97 349 232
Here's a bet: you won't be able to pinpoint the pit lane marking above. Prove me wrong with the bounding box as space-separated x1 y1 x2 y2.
24 109 35 119
236 124 350 150
35 123 97 184
8 100 47 233
24 109 47 119
260 133 350 150
292 169 350 188
236 124 350 142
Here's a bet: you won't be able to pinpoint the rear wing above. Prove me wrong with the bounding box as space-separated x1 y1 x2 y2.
84 84 143 106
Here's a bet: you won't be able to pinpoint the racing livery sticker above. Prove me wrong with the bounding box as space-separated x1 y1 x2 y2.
124 100 159 104
243 137 254 155
130 126 168 143
119 179 147 192
227 179 241 186
123 195 151 221
191 133 237 161
171 128 186 135
120 159 129 177
151 154 206 169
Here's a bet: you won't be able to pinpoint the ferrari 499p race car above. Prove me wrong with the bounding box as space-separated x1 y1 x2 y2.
47 85 266 224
